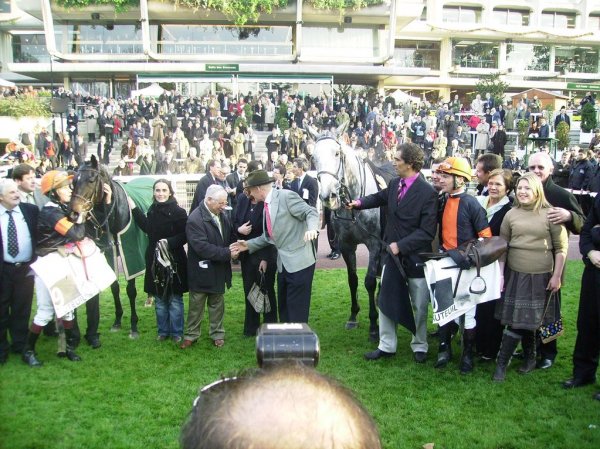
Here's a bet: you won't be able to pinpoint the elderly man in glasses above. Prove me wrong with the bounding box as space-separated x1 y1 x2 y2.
527 152 585 370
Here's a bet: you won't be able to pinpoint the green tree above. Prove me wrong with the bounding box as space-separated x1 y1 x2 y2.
516 119 529 150
580 101 598 133
475 73 509 109
555 121 570 150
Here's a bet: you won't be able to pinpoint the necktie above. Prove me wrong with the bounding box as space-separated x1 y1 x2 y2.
397 179 407 203
6 210 19 258
264 202 274 239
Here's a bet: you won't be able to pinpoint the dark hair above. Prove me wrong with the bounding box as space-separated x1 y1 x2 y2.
238 158 248 166
206 159 219 172
273 163 287 177
153 178 174 197
12 163 35 181
476 153 502 173
246 160 262 173
293 157 309 172
398 143 425 171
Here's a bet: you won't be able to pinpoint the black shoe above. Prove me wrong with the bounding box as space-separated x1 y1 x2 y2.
326 251 335 259
563 377 596 389
22 350 43 367
413 351 427 363
593 392 600 401
85 335 101 349
364 349 395 361
330 252 341 260
536 358 553 370
65 350 82 362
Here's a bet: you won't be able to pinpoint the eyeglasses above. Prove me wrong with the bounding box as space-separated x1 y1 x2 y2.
528 165 546 170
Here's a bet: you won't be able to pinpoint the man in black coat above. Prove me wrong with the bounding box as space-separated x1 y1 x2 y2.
288 158 318 208
528 152 585 369
182 185 238 349
554 106 571 129
190 159 223 212
348 143 438 363
0 179 38 364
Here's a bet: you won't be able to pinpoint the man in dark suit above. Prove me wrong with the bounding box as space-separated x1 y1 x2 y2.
528 152 585 369
475 153 502 196
225 158 247 212
190 159 223 212
554 106 571 129
288 158 318 208
232 170 319 323
182 185 237 349
0 179 38 364
348 143 438 363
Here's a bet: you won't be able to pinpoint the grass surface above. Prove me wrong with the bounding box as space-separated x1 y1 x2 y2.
1 262 599 449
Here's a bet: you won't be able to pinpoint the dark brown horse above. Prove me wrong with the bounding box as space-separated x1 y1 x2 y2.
70 155 141 338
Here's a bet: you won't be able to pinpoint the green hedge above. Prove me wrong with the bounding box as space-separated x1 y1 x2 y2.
0 97 51 118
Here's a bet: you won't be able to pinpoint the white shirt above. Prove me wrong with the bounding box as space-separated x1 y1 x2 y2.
0 205 33 263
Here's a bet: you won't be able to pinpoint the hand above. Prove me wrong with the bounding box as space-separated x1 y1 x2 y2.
103 183 112 204
546 274 562 292
547 207 571 225
304 230 318 242
237 221 252 236
588 250 600 268
230 240 248 253
230 247 240 260
346 200 360 209
259 260 267 273
127 197 136 209
389 242 400 256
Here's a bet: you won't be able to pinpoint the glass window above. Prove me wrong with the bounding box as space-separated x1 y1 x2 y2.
506 43 550 71
589 14 600 30
302 26 386 58
541 11 576 29
492 8 530 26
68 24 143 54
394 40 440 69
555 45 599 73
442 6 482 24
159 25 293 57
12 34 53 63
0 0 10 13
71 81 109 98
452 41 499 69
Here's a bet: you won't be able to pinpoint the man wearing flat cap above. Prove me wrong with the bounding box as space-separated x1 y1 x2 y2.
231 170 319 323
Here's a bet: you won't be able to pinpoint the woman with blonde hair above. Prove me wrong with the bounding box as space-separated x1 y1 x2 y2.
493 172 568 381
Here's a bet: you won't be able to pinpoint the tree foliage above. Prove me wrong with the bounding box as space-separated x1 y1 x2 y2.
580 101 598 133
475 73 509 109
54 0 385 25
555 121 570 150
0 97 51 118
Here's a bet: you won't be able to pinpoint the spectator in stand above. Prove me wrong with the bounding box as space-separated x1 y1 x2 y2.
554 106 571 129
502 150 523 172
490 123 508 157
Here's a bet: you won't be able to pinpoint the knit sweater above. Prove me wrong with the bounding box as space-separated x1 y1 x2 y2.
500 205 568 274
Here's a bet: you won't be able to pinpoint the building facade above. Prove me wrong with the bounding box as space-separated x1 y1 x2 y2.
1 0 599 100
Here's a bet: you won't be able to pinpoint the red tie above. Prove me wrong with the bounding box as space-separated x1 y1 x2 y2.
264 202 274 239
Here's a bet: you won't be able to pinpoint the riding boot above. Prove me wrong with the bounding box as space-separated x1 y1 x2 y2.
22 331 43 367
459 328 476 374
493 330 521 382
64 327 82 362
435 324 452 369
518 332 536 374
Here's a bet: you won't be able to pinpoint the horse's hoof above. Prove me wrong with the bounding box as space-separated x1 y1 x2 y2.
110 324 121 332
368 331 379 343
129 332 139 340
345 321 359 330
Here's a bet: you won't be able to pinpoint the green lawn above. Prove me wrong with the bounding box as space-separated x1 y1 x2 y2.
1 262 599 449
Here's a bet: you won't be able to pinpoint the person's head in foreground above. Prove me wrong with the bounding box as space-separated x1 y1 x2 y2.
180 362 382 449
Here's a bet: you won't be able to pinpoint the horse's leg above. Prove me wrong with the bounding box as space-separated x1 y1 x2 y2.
364 267 380 343
341 248 360 330
126 279 139 339
110 280 123 332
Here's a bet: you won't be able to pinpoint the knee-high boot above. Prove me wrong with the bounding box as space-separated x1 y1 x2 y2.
460 328 476 374
435 324 453 368
518 332 536 374
63 326 82 362
22 331 43 367
493 330 521 382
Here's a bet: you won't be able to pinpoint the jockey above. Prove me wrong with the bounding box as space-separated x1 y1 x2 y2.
22 170 109 367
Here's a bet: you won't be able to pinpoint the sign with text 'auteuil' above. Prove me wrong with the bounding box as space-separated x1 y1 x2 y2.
206 64 239 72
567 83 600 91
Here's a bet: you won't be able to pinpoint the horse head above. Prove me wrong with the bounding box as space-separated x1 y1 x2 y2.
70 155 106 216
311 121 351 211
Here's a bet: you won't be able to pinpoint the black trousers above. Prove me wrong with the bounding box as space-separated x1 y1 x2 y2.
72 294 100 345
240 254 277 336
572 265 600 381
277 263 315 323
0 263 34 356
475 300 504 358
324 208 339 253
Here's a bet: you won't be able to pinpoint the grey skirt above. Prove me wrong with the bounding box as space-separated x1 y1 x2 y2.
495 268 553 331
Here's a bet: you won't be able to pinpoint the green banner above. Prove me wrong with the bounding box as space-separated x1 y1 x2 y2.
206 64 239 72
567 82 600 91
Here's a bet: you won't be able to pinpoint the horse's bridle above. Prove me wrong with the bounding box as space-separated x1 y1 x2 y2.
73 166 117 239
73 167 104 214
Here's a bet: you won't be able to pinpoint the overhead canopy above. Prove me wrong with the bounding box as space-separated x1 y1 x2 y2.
130 83 165 98
389 89 420 103
0 78 16 88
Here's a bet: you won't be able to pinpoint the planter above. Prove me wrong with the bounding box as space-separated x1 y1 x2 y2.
579 131 593 144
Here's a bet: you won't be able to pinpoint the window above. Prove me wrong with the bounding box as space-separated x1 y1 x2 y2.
589 14 600 30
12 34 51 63
0 0 11 14
394 40 440 69
68 24 143 54
555 45 599 73
302 26 386 59
506 43 551 71
541 11 576 29
452 41 499 69
493 8 530 26
442 6 482 24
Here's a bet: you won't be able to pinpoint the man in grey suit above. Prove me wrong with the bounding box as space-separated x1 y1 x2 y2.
232 170 319 323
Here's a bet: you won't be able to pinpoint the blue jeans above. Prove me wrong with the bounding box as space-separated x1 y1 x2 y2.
155 294 184 338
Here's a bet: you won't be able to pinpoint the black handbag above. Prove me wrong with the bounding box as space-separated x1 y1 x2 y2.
247 271 270 314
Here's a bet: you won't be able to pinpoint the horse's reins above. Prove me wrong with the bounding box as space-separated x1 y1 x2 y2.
74 167 117 239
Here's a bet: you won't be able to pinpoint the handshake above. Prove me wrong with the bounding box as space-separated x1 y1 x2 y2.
229 240 248 259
